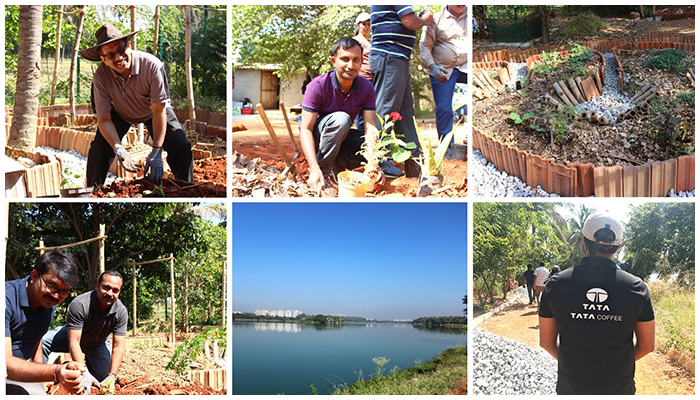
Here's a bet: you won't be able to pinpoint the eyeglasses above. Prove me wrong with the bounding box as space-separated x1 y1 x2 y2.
38 273 70 299
100 43 128 61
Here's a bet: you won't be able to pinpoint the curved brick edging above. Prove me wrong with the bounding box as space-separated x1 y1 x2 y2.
473 36 695 197
473 127 695 197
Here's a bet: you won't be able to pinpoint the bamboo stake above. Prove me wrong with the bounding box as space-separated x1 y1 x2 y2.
153 6 160 57
50 5 64 106
543 93 561 108
98 224 105 274
170 253 175 343
184 6 196 126
558 80 579 105
68 7 86 125
574 76 585 99
630 84 652 103
279 101 300 156
132 261 137 336
567 78 585 104
553 82 574 107
129 6 136 49
594 70 603 92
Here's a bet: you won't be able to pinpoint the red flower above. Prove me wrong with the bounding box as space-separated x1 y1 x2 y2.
389 112 402 121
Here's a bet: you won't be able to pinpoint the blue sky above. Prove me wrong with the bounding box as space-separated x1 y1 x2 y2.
232 203 468 320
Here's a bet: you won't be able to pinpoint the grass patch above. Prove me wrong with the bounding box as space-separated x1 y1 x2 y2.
563 12 606 37
334 345 466 395
645 48 692 72
647 281 694 354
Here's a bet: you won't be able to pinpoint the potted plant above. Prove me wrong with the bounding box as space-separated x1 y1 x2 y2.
415 119 457 197
337 112 416 196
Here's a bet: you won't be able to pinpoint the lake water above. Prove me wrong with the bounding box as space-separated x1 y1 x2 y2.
232 322 466 395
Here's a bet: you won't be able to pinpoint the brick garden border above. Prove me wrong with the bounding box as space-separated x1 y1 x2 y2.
473 35 695 196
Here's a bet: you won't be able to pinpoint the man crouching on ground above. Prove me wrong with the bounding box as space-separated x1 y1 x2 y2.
300 37 385 197
80 23 193 186
42 270 128 394
539 212 655 395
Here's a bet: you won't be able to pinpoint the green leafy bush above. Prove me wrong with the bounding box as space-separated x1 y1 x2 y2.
166 326 226 374
645 48 692 72
563 12 606 37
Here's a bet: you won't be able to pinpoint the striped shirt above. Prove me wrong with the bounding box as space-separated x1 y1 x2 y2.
369 5 417 60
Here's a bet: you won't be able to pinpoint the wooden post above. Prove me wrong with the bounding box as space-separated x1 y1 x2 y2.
50 5 64 106
184 6 196 125
129 6 136 50
131 261 137 336
221 260 226 328
170 253 175 343
184 261 189 334
38 239 45 255
68 7 86 124
153 6 160 57
98 224 105 274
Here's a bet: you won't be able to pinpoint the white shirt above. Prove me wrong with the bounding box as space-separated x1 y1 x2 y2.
534 266 549 286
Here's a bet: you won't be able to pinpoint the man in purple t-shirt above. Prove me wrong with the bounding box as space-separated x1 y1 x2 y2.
300 37 385 196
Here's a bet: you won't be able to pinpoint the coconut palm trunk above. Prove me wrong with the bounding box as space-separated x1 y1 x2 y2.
8 5 43 150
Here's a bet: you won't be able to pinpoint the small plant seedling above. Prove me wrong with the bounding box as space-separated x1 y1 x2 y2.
508 112 535 125
530 124 545 132
143 183 165 197
516 90 528 98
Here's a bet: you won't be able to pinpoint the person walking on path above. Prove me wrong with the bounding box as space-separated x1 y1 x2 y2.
419 5 468 153
81 23 193 186
533 261 549 305
539 213 655 395
523 264 536 304
369 5 434 178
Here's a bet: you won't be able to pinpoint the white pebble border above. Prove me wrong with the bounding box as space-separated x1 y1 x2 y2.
472 149 557 197
473 327 557 395
35 146 117 188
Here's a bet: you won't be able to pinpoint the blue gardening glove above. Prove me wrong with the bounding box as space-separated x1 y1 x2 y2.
114 144 142 172
81 370 101 395
144 147 164 183
429 63 450 83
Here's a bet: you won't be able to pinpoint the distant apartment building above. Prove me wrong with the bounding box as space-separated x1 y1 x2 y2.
254 308 303 317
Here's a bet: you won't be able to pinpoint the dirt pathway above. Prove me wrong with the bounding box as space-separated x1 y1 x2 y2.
478 298 695 395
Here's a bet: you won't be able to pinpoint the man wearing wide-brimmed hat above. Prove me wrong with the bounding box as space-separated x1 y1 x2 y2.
539 212 655 395
81 23 193 186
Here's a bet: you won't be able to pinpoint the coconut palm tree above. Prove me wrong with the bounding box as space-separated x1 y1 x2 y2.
566 204 595 264
8 5 42 150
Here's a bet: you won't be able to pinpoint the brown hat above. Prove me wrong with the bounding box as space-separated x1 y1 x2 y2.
80 23 139 62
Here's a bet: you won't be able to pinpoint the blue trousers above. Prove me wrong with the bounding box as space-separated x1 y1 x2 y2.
42 326 113 381
430 69 468 142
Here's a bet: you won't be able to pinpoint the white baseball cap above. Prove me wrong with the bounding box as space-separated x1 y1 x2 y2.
355 12 370 25
582 213 624 246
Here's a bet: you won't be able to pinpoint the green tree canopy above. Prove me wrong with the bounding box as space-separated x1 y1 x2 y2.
624 203 695 286
6 202 225 329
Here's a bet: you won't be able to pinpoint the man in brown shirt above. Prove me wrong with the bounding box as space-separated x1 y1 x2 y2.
80 23 193 186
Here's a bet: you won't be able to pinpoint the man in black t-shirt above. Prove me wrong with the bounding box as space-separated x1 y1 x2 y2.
539 213 655 395
523 264 535 304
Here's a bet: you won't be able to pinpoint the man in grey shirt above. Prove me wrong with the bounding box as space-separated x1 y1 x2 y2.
42 270 128 393
80 23 193 186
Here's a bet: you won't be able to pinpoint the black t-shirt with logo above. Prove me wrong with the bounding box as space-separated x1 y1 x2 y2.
539 256 655 395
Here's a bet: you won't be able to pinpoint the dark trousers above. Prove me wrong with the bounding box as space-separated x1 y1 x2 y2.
369 53 419 153
527 284 535 304
312 112 365 175
86 107 193 186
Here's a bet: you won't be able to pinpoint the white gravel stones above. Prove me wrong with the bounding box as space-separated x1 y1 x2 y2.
472 149 556 197
574 53 634 123
35 146 117 188
473 328 558 395
505 62 527 92
668 188 696 197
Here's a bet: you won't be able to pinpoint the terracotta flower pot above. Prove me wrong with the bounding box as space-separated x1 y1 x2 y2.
337 171 370 197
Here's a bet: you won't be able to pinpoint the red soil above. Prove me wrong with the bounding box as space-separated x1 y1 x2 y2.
193 156 227 185
91 178 225 198
48 381 225 395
